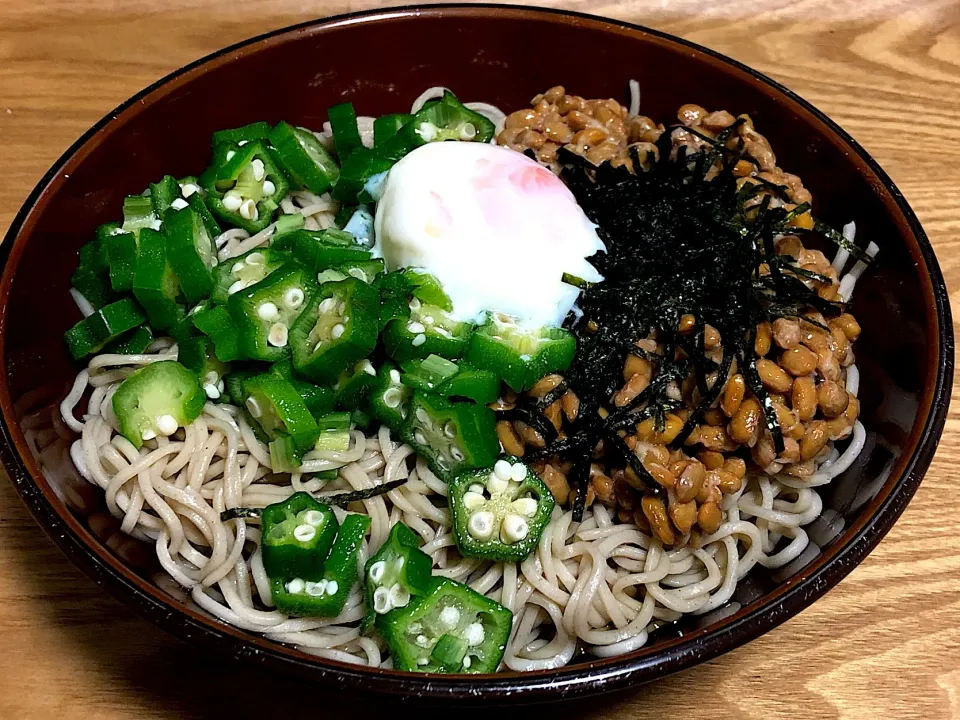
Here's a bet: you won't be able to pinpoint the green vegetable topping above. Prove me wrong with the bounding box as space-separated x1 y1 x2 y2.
261 492 339 579
466 313 575 392
270 512 371 617
362 521 433 630
64 298 147 360
112 360 205 448
402 392 499 480
377 577 511 673
289 277 379 383
448 459 555 562
201 140 289 234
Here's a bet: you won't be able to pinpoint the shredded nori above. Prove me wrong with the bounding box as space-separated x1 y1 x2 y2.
538 127 863 520
220 507 264 521
218 478 409 521
314 478 408 507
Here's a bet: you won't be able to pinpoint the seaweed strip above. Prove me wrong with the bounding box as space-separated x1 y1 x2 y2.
316 478 408 507
495 405 558 444
220 507 263 521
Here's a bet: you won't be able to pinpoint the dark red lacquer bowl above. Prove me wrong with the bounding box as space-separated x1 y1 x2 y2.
0 4 952 703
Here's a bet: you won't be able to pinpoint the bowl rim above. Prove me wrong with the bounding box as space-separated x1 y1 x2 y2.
0 3 953 702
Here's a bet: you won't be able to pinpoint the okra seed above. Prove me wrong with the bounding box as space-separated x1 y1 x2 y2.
246 397 263 418
462 491 485 510
463 622 485 647
239 199 258 221
246 252 265 266
451 447 465 462
283 288 304 310
487 473 509 495
414 431 427 446
331 323 345 340
325 580 338 596
369 560 387 583
416 634 431 648
501 514 529 544
459 123 477 140
203 371 219 386
407 322 426 334
389 369 401 384
232 262 244 274
251 158 265 182
228 280 247 295
303 510 325 527
409 298 422 311
511 498 539 516
417 658 430 666
439 606 461 629
204 384 221 400
383 387 403 408
467 484 484 494
156 414 179 436
225 150 236 161
467 511 495 540
268 323 289 347
336 302 347 316
412 334 427 347
222 191 243 212
395 556 405 570
444 421 457 438
180 182 200 198
415 408 430 423
217 380 225 393
170 198 189 210
361 360 376 376
286 578 305 594
258 302 279 321
293 524 316 542
494 460 513 481
238 140 248 147
509 463 527 482
262 179 276 196
435 327 452 338
141 428 157 441
347 268 367 282
388 583 410 609
463 656 472 669
422 316 435 325
305 580 327 597
319 297 337 314
373 586 392 614
418 122 439 142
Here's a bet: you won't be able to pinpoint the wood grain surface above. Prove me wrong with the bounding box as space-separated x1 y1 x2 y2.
2 1 960 718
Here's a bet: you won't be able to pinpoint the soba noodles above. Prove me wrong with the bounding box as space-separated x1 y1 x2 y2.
59 87 876 671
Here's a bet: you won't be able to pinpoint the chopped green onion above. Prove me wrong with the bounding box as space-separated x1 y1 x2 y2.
417 354 459 385
314 412 352 452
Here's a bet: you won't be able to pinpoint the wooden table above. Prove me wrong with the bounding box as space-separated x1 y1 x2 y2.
1 1 958 717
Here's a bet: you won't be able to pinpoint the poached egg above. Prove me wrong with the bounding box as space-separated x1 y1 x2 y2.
373 142 605 327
